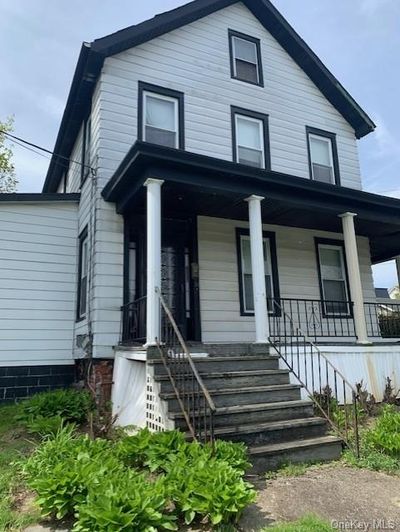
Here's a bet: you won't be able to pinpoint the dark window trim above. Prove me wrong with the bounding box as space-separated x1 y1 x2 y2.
228 29 264 87
306 126 341 186
138 81 185 150
236 227 281 317
81 116 91 186
76 226 89 322
314 237 352 319
231 106 271 170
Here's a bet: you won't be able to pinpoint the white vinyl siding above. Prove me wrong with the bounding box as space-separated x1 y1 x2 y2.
97 1 362 191
0 201 78 366
198 215 375 343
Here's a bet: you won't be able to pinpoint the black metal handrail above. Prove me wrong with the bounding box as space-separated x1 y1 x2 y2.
268 299 360 456
120 296 147 343
268 298 355 340
364 301 400 338
155 287 216 444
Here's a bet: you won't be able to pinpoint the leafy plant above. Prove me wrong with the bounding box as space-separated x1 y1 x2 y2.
25 414 75 438
73 471 177 532
364 404 400 457
23 426 119 519
165 451 255 526
382 377 400 405
20 389 93 425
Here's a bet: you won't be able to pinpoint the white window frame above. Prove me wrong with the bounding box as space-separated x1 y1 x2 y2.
235 114 265 169
239 233 274 314
142 90 179 149
309 133 336 184
318 243 350 316
232 35 259 84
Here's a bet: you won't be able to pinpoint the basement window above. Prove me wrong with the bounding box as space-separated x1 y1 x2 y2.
229 30 263 86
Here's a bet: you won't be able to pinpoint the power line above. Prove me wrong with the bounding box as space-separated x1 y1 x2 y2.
0 129 95 175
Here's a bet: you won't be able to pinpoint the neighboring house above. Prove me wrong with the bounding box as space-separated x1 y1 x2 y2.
2 0 400 465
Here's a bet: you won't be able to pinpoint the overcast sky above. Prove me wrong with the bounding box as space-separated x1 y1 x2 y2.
1 0 399 288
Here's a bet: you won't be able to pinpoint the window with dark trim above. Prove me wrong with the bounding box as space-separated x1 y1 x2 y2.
315 237 351 317
77 227 89 321
231 106 270 169
138 81 184 149
236 228 280 316
81 117 91 185
306 127 340 185
228 29 263 86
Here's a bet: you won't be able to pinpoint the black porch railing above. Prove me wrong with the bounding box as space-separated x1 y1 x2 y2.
364 301 400 338
268 299 360 456
120 296 147 343
155 287 216 444
268 298 355 340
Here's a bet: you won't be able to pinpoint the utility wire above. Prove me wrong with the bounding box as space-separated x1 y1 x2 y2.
0 129 96 175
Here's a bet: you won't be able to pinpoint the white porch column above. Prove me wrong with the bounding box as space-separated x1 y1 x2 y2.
144 178 164 346
245 195 269 343
395 257 400 290
339 212 369 344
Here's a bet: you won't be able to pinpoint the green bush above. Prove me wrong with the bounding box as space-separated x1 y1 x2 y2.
165 451 256 526
20 389 93 424
25 414 74 438
24 426 119 519
25 427 255 529
364 405 400 457
73 471 177 532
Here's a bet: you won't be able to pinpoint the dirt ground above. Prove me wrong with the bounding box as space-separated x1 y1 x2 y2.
239 464 400 531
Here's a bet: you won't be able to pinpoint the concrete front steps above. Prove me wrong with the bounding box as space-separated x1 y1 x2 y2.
149 349 343 472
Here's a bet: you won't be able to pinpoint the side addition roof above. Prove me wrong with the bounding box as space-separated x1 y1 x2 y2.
43 0 376 192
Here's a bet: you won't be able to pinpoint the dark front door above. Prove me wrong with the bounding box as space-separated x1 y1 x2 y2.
126 217 200 342
162 221 187 337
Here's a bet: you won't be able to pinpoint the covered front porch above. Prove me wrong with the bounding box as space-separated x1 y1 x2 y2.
103 141 400 348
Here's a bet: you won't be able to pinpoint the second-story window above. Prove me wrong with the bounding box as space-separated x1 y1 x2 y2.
232 107 270 169
306 127 340 185
138 82 184 149
228 30 263 86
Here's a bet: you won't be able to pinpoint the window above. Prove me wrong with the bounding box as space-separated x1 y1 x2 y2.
77 227 89 320
81 117 91 185
306 127 340 185
236 228 280 316
229 30 263 86
138 82 184 149
315 238 350 316
232 107 270 169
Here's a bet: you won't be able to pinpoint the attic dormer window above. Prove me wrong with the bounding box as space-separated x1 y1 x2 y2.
228 30 263 86
138 82 184 149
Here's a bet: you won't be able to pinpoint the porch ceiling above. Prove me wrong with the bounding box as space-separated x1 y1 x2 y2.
102 141 400 264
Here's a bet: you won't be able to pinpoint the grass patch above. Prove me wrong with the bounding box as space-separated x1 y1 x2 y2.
262 514 332 531
265 462 323 480
0 403 40 531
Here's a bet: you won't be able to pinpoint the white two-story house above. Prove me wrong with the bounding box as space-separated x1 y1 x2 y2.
1 0 400 466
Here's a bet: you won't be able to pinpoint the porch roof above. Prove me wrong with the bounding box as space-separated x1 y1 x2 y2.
102 141 400 264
